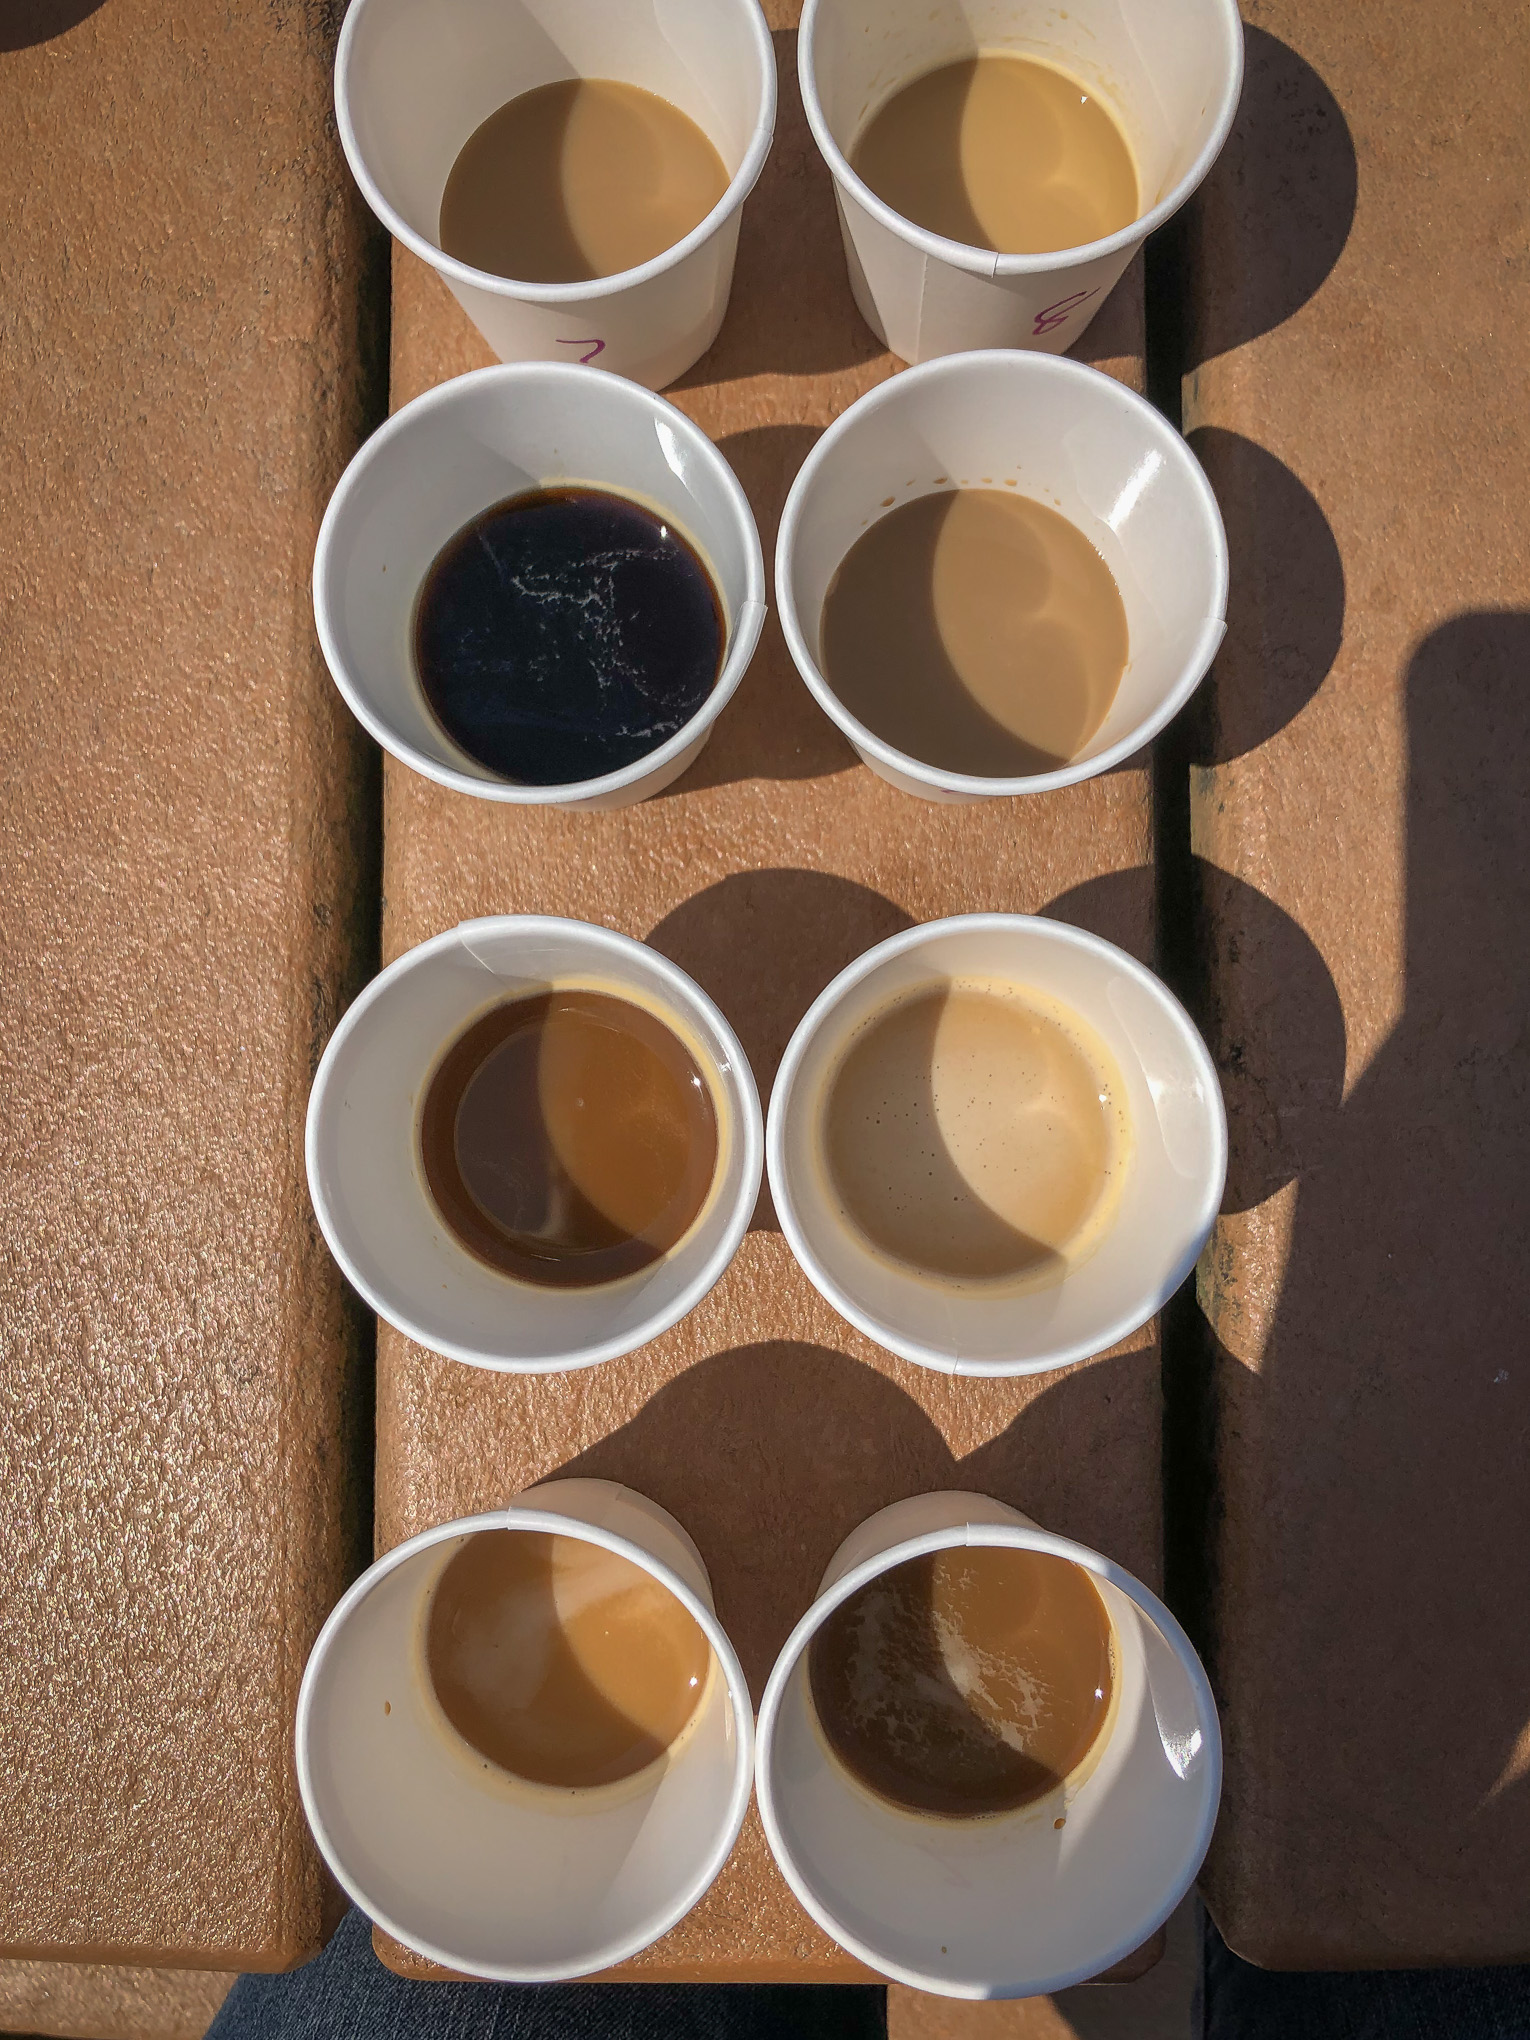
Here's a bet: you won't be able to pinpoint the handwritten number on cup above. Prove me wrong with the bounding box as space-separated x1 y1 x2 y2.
1032 289 1098 336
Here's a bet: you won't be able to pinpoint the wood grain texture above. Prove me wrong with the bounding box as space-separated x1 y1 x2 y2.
0 1958 230 2040
0 0 378 1973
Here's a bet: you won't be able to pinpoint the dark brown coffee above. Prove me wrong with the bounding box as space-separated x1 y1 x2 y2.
808 1545 1114 1818
426 1529 712 1789
419 989 718 1288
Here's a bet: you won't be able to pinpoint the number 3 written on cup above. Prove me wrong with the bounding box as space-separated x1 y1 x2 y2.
1032 290 1098 337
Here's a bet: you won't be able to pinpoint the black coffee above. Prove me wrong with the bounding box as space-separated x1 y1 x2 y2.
413 486 724 785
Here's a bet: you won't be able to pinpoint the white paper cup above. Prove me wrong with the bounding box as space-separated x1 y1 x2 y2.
297 1478 755 1981
307 916 763 1373
799 0 1242 360
756 1491 1220 1997
314 362 767 809
336 0 775 389
775 350 1227 803
767 914 1225 1376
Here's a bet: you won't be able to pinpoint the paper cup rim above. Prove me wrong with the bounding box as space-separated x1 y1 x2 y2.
774 350 1229 798
334 0 778 306
306 916 765 1372
754 1515 1221 1997
797 0 1245 278
312 362 768 806
764 912 1228 1374
297 1506 757 1982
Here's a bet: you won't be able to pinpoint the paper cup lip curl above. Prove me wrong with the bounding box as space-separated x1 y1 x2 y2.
754 1493 1223 1998
798 0 1244 280
296 1482 757 1981
306 916 765 1374
775 351 1229 801
765 913 1228 1376
334 0 777 309
313 362 768 810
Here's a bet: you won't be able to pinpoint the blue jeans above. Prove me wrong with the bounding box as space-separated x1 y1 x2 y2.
207 1910 888 2040
1200 1911 1530 2040
209 1905 1530 2038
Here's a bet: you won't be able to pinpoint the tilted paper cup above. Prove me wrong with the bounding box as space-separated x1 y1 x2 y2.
756 1492 1221 1997
314 362 766 810
766 914 1226 1375
306 916 764 1373
336 0 775 389
775 350 1227 803
799 0 1243 360
297 1479 755 1981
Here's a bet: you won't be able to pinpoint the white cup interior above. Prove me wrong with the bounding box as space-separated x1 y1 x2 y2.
806 0 1242 243
298 1481 755 1981
339 0 772 279
776 351 1227 798
314 362 765 804
757 1495 1221 1998
307 917 763 1372
767 914 1226 1375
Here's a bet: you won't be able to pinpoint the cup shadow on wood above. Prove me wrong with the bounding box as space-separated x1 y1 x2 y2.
1 0 108 49
1186 428 1346 766
673 30 886 388
551 1337 1157 1701
662 423 855 798
1041 866 1158 970
1179 25 1358 364
648 869 914 1232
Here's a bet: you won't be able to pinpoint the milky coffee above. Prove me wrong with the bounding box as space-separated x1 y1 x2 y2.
820 488 1129 777
851 54 1137 256
821 980 1128 1290
439 79 729 284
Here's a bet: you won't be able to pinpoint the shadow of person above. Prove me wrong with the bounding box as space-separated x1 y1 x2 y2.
0 0 107 50
673 29 887 389
549 1338 1155 1701
1199 613 1530 1963
1179 25 1358 364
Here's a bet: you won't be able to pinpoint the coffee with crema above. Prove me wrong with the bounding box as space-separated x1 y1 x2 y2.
419 989 719 1289
809 1545 1115 1818
426 1529 712 1790
820 489 1129 777
821 980 1128 1289
439 79 729 284
851 54 1138 256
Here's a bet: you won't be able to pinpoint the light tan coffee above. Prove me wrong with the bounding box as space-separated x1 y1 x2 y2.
425 1529 712 1791
851 54 1138 255
438 79 729 284
820 488 1129 776
821 979 1128 1288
